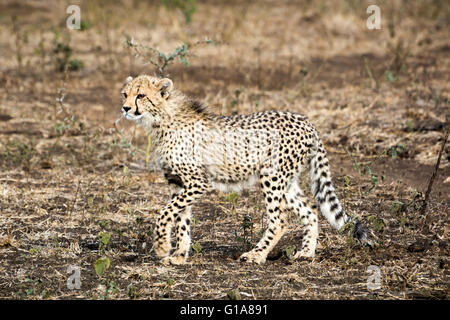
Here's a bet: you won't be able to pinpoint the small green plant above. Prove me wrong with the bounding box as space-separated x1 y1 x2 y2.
366 166 382 193
347 144 406 193
68 58 84 71
94 226 112 279
54 116 84 136
100 280 117 300
94 257 111 278
126 37 214 77
126 284 139 299
11 16 29 72
24 278 35 297
16 273 49 299
224 192 239 215
390 189 423 219
53 87 85 138
388 144 406 158
366 144 406 192
79 20 92 31
191 217 200 227
384 70 396 83
285 245 296 260
234 214 254 251
230 89 242 114
0 140 35 169
227 289 241 300
367 215 386 233
52 30 83 72
191 242 202 254
99 231 111 251
98 220 110 230
390 201 407 214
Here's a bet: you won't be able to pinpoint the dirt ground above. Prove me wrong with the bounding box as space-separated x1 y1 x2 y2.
0 0 448 300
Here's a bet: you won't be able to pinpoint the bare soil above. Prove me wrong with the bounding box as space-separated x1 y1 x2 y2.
0 0 448 300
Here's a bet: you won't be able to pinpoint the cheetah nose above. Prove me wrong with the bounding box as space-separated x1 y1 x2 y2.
122 106 131 113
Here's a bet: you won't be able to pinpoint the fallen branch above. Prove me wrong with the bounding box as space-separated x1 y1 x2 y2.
420 128 449 231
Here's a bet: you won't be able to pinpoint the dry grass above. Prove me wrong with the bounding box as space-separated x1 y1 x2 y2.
0 0 448 299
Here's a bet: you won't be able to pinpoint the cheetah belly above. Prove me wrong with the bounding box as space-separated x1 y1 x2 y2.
210 174 259 193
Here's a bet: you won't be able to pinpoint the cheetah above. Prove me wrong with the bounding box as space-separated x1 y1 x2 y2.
120 75 366 265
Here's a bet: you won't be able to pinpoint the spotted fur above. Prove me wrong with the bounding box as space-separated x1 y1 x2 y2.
120 75 366 265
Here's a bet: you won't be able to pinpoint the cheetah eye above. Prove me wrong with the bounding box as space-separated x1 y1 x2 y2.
137 93 146 99
121 92 127 99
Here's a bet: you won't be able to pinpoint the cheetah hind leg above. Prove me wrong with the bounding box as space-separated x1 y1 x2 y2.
239 175 288 264
285 181 319 260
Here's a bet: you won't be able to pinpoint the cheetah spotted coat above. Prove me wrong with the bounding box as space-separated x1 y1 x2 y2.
120 75 366 265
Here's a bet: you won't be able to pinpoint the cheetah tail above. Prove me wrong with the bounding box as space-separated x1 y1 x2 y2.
308 137 367 241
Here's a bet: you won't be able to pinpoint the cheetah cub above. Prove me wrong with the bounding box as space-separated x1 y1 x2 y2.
120 75 366 265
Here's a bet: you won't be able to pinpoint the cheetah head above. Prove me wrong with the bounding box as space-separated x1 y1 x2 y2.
120 75 173 125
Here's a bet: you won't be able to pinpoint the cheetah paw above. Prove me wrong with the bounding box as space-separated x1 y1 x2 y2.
153 243 171 259
293 249 315 261
239 251 266 264
161 254 187 266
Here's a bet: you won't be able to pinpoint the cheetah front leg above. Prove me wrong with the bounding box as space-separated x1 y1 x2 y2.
239 175 288 264
153 178 208 263
161 206 192 265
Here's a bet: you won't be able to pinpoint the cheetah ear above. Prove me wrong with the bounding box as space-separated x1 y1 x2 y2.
159 78 173 100
124 76 133 84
